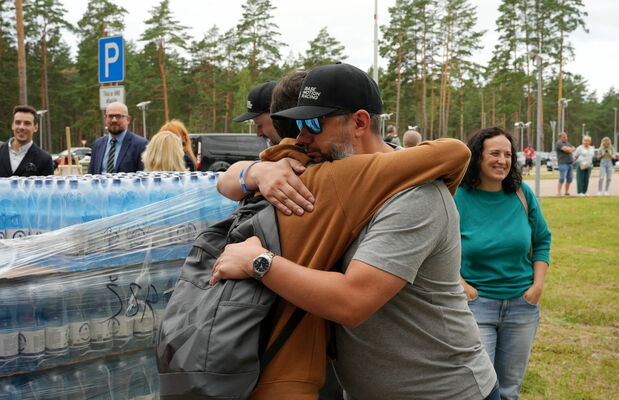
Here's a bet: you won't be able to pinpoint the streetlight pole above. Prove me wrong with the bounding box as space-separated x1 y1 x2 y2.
559 98 571 134
581 123 586 139
550 120 557 148
614 107 617 147
373 0 379 85
534 51 543 199
136 101 151 139
36 110 48 150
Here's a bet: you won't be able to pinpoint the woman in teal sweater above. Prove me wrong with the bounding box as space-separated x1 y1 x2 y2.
455 127 551 400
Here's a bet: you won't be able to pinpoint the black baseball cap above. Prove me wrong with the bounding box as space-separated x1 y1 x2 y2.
271 63 382 120
233 81 277 122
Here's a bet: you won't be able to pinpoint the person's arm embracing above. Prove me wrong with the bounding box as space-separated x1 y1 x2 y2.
216 158 314 215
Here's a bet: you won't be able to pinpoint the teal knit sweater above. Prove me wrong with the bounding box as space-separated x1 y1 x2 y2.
454 183 552 299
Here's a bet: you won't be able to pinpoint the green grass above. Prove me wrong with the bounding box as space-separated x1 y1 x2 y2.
520 197 619 400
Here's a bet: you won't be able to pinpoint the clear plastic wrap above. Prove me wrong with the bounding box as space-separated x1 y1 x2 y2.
0 172 238 396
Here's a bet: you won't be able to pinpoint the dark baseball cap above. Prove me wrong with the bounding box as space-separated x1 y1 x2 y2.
233 81 277 122
271 63 382 120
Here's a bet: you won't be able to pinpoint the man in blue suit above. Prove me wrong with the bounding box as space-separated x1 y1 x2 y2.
88 102 148 174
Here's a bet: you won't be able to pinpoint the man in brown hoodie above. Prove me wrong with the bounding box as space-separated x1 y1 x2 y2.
213 64 498 400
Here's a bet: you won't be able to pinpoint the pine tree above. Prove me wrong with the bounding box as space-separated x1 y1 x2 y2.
548 0 587 134
23 0 73 151
140 0 190 122
236 0 285 80
302 27 347 70
437 0 483 137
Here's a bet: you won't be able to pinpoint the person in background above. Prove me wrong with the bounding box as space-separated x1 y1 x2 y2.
217 71 311 215
159 119 197 171
233 81 281 146
455 127 551 400
596 136 616 196
523 146 536 175
0 105 53 177
554 132 576 196
88 102 148 174
573 135 595 196
141 131 188 172
383 124 401 146
403 129 422 148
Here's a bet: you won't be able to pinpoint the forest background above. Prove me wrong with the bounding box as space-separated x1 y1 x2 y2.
1 0 618 154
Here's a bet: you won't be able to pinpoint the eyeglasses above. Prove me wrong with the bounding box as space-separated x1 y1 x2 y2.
295 110 352 135
106 114 127 120
296 118 323 135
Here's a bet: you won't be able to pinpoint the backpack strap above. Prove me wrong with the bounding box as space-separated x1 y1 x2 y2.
515 188 528 216
516 187 534 259
260 306 307 370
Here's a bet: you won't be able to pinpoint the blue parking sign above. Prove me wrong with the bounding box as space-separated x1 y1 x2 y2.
99 36 124 83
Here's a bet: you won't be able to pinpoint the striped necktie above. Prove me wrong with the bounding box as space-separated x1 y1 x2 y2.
106 137 117 173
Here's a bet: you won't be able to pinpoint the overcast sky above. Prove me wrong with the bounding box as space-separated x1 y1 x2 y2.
63 0 618 99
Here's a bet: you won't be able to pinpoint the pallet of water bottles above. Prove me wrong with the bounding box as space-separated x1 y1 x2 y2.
0 171 236 240
0 171 238 398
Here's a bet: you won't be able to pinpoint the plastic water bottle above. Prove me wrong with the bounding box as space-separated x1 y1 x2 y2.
49 179 66 231
16 283 45 372
63 179 84 228
3 179 28 239
141 351 160 398
103 178 123 250
0 376 21 400
28 179 46 235
109 354 131 399
83 275 113 356
44 369 71 400
70 360 113 400
66 281 90 362
127 271 155 348
0 283 19 375
35 279 69 367
108 270 135 352
126 353 153 399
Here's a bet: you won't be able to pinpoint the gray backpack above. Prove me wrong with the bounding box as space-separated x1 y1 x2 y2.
156 196 307 399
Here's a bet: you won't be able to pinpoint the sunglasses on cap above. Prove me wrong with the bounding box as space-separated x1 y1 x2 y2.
295 110 353 135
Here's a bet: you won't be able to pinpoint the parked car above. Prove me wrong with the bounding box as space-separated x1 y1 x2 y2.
189 133 269 172
52 147 92 169
546 151 558 171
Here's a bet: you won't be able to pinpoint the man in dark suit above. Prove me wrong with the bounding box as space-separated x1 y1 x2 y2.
88 102 148 174
0 105 54 177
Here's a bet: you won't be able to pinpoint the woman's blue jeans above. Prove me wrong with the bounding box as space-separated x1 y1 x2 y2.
468 295 540 400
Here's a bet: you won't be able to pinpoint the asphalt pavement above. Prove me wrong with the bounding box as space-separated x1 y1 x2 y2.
522 167 618 197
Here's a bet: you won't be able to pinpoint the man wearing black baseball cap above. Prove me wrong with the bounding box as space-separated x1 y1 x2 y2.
233 80 281 145
212 63 498 400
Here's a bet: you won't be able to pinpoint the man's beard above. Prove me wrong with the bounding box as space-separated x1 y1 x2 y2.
328 142 354 160
108 125 124 135
327 124 354 161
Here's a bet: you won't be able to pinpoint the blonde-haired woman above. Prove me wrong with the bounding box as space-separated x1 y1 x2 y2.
574 135 595 196
142 131 188 172
597 137 617 195
159 119 197 171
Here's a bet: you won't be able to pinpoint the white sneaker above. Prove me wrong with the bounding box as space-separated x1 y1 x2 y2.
597 192 603 196
579 193 585 196
604 191 609 196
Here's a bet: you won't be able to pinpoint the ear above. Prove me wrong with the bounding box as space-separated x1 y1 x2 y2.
351 110 371 138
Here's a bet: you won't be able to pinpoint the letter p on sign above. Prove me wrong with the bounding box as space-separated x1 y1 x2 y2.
99 36 125 83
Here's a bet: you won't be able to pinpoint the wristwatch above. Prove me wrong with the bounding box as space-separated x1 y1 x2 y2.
252 251 275 280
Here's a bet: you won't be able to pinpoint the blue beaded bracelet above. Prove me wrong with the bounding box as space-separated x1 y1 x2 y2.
239 161 260 193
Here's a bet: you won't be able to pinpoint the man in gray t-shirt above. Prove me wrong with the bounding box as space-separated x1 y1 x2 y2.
335 182 496 400
555 132 576 196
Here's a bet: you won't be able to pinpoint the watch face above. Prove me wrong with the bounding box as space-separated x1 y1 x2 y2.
254 257 270 274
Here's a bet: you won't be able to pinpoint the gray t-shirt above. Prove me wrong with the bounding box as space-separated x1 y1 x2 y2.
334 182 496 400
555 140 574 165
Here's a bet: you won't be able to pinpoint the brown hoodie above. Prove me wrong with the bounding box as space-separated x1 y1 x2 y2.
250 138 470 399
